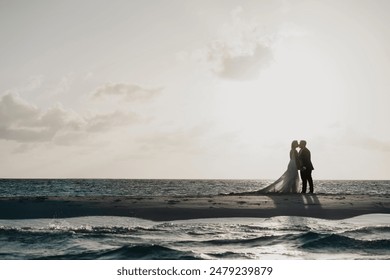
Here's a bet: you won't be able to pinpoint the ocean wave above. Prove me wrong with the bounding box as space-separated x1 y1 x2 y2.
207 251 250 259
35 245 201 260
199 234 295 246
299 232 390 251
1 215 389 259
342 225 390 235
0 223 165 236
0 227 74 242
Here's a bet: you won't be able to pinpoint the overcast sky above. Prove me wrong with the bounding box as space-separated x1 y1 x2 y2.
1 0 389 179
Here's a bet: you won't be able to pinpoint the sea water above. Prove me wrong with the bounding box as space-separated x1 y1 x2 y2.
0 179 389 259
1 179 389 197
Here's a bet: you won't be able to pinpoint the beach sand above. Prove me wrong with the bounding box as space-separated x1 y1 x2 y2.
0 194 389 221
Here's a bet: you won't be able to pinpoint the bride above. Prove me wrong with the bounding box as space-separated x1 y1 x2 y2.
257 140 300 193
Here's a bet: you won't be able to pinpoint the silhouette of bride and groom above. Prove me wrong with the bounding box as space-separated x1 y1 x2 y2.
257 140 314 194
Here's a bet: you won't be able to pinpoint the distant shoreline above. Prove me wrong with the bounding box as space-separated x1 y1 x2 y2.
0 194 389 221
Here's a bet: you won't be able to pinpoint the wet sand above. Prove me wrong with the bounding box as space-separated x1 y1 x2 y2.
0 194 389 221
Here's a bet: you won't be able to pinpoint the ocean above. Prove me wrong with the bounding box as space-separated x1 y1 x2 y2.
0 179 389 260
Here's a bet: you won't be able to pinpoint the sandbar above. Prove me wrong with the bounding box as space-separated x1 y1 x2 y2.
0 194 389 221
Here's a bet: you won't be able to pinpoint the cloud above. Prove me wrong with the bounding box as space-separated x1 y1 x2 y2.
360 137 390 153
0 93 138 144
92 83 162 101
134 123 241 158
21 75 45 92
345 131 390 153
13 74 74 97
0 93 39 125
328 127 390 153
209 43 273 80
179 6 306 81
179 7 275 81
138 129 203 155
210 6 275 80
136 125 214 156
85 111 138 132
50 74 73 96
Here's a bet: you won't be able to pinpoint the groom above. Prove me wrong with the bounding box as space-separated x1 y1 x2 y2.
298 140 314 193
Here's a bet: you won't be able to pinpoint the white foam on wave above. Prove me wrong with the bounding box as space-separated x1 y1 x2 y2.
0 213 389 231
0 216 157 231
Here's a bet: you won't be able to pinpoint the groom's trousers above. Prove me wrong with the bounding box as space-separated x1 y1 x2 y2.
300 169 314 193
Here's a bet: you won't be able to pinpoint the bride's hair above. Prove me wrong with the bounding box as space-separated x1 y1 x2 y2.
291 140 298 149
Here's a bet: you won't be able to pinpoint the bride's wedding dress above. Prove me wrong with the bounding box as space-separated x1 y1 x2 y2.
225 147 300 196
256 149 300 193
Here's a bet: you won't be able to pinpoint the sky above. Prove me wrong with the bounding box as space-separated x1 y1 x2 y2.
1 0 389 180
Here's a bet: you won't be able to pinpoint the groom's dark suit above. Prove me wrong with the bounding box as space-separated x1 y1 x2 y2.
298 147 314 193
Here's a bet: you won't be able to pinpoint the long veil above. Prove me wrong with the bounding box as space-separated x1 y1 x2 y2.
257 158 299 193
230 156 299 195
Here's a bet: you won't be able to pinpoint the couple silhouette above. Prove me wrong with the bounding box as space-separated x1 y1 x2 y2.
258 140 314 194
